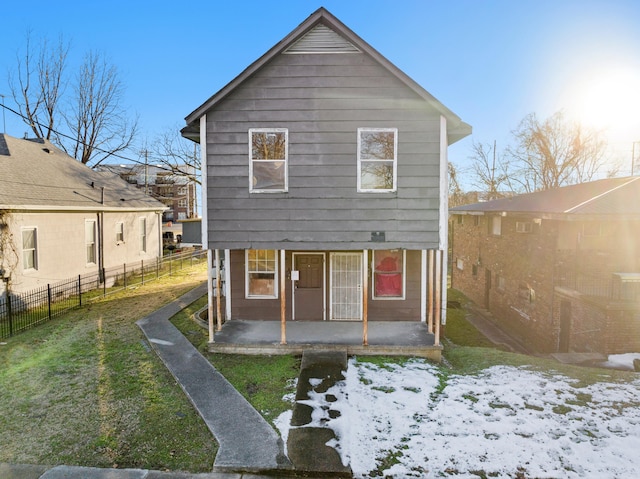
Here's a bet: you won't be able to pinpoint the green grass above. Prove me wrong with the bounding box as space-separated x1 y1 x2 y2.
444 289 496 348
169 305 300 429
0 266 216 472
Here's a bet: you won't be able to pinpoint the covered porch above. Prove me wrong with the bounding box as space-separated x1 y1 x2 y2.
207 320 442 361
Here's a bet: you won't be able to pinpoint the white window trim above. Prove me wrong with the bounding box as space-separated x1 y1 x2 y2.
357 127 398 193
372 249 406 300
491 216 502 236
85 220 97 265
21 227 38 272
245 249 279 299
139 217 147 253
116 222 125 243
249 128 288 193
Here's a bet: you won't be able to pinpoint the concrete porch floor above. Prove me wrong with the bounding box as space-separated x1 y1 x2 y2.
207 320 442 361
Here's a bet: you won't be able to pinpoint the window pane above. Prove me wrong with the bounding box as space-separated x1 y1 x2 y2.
361 161 394 190
22 229 35 249
251 132 286 159
374 250 403 297
249 273 275 296
360 131 395 160
252 161 285 190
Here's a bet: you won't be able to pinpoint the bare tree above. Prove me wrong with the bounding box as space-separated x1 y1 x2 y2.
9 34 137 167
506 111 611 192
469 140 510 200
63 51 138 166
152 125 201 184
8 32 69 140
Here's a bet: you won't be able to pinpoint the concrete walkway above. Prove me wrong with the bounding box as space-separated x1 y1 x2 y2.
136 284 292 474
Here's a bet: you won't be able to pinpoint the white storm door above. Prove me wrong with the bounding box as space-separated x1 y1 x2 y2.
330 252 363 321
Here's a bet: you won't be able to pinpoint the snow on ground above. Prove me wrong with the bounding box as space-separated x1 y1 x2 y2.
276 356 640 478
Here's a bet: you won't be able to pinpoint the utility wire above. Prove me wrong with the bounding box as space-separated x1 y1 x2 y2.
0 102 150 167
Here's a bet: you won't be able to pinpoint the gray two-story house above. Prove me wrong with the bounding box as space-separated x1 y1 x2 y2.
182 8 470 358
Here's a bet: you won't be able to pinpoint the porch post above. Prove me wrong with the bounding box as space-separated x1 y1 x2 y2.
428 249 434 333
434 250 442 346
207 250 215 343
420 250 427 323
280 249 286 344
224 249 231 321
363 249 368 346
215 249 222 332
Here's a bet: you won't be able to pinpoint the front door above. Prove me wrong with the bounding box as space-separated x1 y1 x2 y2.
293 254 325 320
330 252 363 321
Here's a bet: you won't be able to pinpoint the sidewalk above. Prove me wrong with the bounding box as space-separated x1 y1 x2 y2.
135 283 292 474
461 302 532 355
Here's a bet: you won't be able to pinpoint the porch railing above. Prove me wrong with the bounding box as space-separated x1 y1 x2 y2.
0 249 207 340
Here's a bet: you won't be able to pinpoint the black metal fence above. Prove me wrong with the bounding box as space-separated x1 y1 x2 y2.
0 249 207 340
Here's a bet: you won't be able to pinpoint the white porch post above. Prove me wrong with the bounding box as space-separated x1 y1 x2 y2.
215 249 222 332
428 249 434 333
224 249 231 321
280 249 286 344
420 250 427 323
362 249 368 346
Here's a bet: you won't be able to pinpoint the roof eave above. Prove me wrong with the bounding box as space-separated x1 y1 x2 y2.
183 7 470 136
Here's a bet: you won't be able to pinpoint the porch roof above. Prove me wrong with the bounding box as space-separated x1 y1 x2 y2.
208 320 441 361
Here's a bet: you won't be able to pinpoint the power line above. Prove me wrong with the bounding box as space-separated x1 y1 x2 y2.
0 102 147 167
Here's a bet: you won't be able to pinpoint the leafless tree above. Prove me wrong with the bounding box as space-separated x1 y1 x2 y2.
62 51 138 166
152 125 201 184
9 34 137 166
8 32 69 140
506 111 611 192
469 140 510 200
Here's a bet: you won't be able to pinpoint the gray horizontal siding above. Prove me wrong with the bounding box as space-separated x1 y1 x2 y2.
205 51 444 251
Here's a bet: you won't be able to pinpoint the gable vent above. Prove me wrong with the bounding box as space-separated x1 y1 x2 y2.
285 24 360 54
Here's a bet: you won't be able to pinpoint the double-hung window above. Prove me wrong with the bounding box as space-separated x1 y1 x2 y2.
249 129 288 192
357 128 397 192
140 217 147 253
85 220 97 265
22 228 38 270
246 250 278 298
372 249 405 299
116 222 124 243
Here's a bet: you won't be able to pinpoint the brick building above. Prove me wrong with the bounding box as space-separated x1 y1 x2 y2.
450 177 640 355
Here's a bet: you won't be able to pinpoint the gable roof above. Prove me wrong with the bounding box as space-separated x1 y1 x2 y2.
182 7 471 144
450 177 640 220
0 134 166 212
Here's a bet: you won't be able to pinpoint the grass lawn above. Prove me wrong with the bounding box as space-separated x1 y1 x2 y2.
0 266 217 472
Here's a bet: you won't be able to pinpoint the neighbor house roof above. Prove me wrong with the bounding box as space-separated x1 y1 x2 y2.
0 133 167 212
182 7 471 144
450 177 640 220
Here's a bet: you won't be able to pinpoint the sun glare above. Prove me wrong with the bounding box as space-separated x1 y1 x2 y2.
570 67 640 141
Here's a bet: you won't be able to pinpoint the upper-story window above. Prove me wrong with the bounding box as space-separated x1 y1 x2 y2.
357 128 397 192
249 129 288 192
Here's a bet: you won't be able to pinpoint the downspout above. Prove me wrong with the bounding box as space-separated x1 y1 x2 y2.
199 115 215 343
98 187 105 283
439 115 449 326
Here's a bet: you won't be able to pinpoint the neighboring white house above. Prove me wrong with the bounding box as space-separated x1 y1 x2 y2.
0 134 167 294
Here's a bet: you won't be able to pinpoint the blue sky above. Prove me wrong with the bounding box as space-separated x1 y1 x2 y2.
2 0 640 178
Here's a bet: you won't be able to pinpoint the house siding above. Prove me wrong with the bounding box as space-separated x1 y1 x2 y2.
205 52 442 251
4 211 161 294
